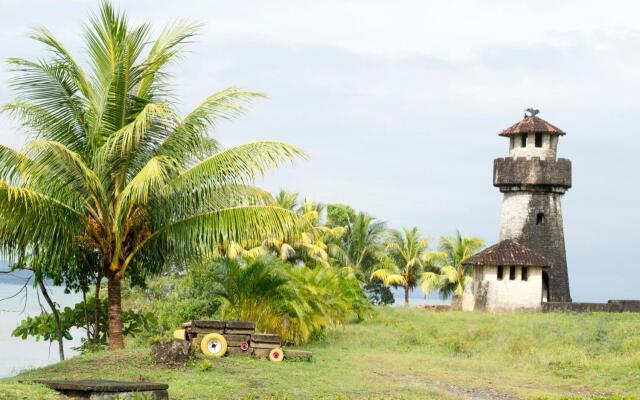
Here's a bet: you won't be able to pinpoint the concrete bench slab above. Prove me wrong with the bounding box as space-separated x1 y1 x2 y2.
34 379 169 399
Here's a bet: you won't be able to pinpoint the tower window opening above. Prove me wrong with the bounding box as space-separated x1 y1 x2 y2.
497 265 504 280
509 266 516 280
535 132 543 147
521 267 528 281
521 133 528 147
536 212 544 225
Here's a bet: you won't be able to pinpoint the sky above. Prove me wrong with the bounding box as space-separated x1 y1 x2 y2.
0 0 638 302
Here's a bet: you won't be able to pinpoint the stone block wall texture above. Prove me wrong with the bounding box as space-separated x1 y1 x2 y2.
494 157 571 191
495 156 572 303
542 300 640 313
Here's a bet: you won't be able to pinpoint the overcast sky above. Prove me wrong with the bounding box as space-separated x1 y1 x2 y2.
1 0 638 301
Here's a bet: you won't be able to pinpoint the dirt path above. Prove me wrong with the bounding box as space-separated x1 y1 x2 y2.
403 374 521 400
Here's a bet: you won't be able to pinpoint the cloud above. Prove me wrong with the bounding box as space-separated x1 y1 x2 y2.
0 1 639 301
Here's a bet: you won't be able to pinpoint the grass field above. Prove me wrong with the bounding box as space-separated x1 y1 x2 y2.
2 307 640 399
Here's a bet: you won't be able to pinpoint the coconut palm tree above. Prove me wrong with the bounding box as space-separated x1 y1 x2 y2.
329 208 387 276
370 226 432 306
0 2 305 348
261 193 345 267
420 231 484 310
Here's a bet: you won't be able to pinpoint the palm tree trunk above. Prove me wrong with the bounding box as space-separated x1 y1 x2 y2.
107 274 124 349
451 294 463 311
37 279 64 361
404 286 410 307
93 271 102 343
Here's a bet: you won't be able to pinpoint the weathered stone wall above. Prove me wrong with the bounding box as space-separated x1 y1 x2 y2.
542 300 640 313
493 157 571 192
495 156 572 303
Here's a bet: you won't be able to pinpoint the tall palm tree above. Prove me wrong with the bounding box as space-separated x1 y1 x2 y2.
0 3 305 348
333 210 388 278
370 226 431 306
420 231 484 310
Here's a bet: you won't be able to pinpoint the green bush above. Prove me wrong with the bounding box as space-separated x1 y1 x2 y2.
12 297 156 352
126 256 371 345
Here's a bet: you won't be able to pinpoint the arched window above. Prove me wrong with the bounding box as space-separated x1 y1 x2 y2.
536 212 544 225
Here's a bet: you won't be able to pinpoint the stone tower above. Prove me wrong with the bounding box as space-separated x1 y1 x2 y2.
493 110 572 302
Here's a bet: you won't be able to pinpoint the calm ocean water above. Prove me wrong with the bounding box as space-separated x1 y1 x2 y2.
0 282 446 378
0 282 81 378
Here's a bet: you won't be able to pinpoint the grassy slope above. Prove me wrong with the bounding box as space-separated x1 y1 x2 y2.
2 308 640 400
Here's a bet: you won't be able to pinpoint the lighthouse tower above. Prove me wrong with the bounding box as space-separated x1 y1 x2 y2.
493 109 572 302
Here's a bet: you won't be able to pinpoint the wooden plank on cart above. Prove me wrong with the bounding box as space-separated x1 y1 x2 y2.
250 341 281 349
191 320 226 329
224 334 251 346
252 348 271 359
188 327 224 335
225 328 255 334
225 320 256 330
227 346 253 356
251 333 281 344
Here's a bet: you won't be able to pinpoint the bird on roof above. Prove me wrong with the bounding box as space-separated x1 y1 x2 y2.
525 107 540 118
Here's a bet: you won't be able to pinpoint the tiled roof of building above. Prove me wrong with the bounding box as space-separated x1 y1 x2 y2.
462 239 551 267
499 115 565 137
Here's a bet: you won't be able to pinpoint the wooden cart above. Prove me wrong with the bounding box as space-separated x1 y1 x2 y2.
174 320 285 361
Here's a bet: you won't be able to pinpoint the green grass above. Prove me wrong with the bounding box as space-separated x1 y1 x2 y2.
3 308 640 399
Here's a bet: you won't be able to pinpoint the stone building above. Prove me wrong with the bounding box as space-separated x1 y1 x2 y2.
461 239 551 311
492 111 572 302
461 109 573 310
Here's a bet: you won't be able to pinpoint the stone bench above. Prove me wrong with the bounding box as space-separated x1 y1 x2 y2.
34 379 169 399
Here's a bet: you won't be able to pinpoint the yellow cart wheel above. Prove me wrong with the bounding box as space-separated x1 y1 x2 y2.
200 333 227 357
269 348 284 362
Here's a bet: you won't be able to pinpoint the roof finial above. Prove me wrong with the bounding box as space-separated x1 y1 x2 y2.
524 107 540 119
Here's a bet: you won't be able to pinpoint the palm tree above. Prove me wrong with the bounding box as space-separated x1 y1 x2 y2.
274 189 300 212
420 231 484 310
332 209 387 277
253 192 345 267
0 3 305 348
370 226 431 306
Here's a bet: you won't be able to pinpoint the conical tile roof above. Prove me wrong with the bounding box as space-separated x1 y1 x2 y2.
499 115 565 137
462 239 550 267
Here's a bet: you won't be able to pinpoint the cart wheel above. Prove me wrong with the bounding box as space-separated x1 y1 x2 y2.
173 329 186 340
269 348 284 362
200 333 227 357
240 341 249 351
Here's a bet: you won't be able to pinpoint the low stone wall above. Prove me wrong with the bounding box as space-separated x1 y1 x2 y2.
542 300 640 313
421 304 451 312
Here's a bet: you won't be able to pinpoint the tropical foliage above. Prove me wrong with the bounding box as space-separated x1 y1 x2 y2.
370 226 436 306
12 297 156 352
260 191 346 267
0 2 305 348
421 231 485 310
210 256 369 344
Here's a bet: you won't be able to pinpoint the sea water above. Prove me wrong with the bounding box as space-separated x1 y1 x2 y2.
0 282 81 377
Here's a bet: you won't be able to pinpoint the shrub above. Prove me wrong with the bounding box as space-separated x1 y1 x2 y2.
12 297 156 352
200 256 370 344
